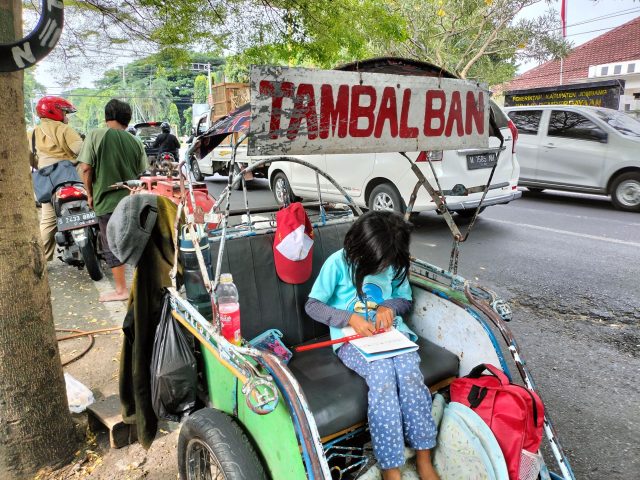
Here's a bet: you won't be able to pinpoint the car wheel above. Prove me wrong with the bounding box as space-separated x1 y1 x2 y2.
178 408 267 480
456 207 486 218
190 156 204 182
368 183 405 213
271 172 296 205
527 187 545 193
611 172 640 212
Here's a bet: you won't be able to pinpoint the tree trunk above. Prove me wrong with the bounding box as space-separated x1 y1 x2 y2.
0 1 78 478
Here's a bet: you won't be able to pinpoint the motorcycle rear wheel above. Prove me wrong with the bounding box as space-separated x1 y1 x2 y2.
79 227 103 281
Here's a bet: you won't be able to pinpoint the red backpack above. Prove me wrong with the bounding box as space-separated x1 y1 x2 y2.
450 364 544 480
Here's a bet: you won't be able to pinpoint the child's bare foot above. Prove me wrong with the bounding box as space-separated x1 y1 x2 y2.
99 290 129 302
382 468 401 480
416 449 440 480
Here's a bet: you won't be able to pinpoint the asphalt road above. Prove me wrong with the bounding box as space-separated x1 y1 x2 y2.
206 175 640 480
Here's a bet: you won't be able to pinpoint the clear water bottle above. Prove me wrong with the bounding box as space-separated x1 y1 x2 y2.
216 273 241 346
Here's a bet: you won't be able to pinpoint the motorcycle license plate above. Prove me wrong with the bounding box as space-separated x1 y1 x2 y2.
466 153 497 170
57 211 98 231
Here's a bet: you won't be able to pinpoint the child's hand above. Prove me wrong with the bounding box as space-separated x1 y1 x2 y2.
375 306 394 331
349 314 376 337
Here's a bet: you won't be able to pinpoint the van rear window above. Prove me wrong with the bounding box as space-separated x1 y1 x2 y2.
507 110 542 134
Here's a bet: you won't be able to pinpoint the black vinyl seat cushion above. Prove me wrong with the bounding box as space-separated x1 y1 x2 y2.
288 336 460 438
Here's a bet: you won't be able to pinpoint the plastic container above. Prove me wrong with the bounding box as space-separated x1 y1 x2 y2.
217 273 242 345
249 329 293 363
179 225 213 308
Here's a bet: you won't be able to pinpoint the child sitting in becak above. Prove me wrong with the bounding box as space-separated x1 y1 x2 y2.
305 211 440 480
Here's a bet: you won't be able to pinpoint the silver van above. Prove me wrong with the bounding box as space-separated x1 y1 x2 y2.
504 105 640 212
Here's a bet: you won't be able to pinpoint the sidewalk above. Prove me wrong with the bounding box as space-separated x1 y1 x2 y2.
44 259 179 479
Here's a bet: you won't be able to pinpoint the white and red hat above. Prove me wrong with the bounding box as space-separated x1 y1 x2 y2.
273 202 314 284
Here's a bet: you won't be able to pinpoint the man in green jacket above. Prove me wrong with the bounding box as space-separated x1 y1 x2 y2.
78 99 147 302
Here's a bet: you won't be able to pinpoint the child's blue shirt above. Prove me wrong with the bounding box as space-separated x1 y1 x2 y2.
308 249 417 350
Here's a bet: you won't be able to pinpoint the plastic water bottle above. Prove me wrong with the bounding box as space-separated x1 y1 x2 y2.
217 273 241 345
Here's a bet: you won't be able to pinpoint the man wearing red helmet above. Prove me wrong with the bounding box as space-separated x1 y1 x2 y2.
30 96 84 261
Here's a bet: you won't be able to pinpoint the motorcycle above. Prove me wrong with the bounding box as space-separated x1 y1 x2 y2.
52 182 103 281
149 151 178 176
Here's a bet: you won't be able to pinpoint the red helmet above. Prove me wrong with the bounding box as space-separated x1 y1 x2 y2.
36 96 77 122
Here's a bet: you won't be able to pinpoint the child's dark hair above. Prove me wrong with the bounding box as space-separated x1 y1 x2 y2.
105 99 132 127
344 211 413 297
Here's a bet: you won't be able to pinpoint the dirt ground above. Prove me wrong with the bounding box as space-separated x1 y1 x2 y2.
38 260 180 480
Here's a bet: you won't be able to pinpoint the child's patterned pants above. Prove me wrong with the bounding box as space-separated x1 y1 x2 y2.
338 342 437 470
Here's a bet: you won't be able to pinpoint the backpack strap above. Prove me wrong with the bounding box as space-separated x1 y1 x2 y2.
467 363 510 385
31 129 37 155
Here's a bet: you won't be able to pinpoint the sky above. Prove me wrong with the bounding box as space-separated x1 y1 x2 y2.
33 0 640 91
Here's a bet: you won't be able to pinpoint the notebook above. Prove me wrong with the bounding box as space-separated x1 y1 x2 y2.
343 327 419 362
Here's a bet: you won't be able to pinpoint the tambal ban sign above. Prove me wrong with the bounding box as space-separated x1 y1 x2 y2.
248 66 489 156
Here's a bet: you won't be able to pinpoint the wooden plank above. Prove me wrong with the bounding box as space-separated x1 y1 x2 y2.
249 65 490 156
87 394 137 449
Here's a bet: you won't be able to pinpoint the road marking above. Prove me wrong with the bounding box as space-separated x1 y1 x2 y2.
511 204 640 227
418 242 438 247
488 218 640 248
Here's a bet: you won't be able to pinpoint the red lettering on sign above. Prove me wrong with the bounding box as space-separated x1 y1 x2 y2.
424 90 446 136
465 91 484 135
319 84 349 139
374 87 398 138
287 83 319 141
399 89 418 138
349 85 377 138
260 80 295 139
445 91 464 137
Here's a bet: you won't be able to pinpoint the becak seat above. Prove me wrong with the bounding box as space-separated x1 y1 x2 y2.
209 220 460 439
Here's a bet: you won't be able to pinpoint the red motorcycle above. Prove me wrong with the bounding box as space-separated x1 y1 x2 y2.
52 182 103 281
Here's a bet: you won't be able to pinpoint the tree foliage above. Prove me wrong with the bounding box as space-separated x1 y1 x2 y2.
193 75 208 103
372 0 569 84
23 68 45 126
24 0 569 87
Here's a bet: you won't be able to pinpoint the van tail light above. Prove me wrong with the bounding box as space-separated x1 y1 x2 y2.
416 150 443 162
56 185 86 200
507 119 518 154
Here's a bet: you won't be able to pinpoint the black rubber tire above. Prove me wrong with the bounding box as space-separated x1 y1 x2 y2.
190 156 204 182
456 207 486 218
368 183 406 214
526 187 545 193
610 172 640 212
271 171 296 205
79 228 103 281
178 408 267 480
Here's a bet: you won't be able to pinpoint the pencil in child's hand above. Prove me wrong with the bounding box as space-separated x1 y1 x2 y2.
293 329 387 352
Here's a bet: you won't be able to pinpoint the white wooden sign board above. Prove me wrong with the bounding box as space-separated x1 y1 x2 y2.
248 65 489 156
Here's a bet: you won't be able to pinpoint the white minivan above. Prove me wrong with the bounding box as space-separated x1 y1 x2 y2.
267 101 521 217
504 105 640 212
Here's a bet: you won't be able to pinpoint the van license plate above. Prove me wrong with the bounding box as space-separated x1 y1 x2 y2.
57 212 97 231
467 153 497 170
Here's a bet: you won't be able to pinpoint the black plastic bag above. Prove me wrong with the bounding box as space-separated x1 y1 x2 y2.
151 295 197 422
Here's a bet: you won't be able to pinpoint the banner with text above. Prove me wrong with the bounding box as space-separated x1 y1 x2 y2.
248 66 489 156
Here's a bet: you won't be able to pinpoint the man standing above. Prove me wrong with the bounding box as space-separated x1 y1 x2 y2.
78 99 147 302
